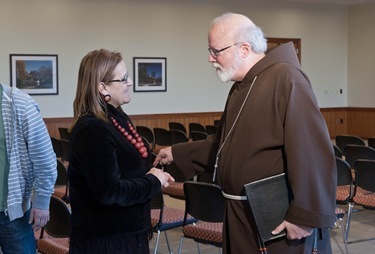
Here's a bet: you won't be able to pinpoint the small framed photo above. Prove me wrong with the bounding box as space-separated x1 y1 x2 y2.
133 57 166 92
10 54 58 95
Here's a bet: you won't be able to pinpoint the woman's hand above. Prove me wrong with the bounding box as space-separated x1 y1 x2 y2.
147 167 175 188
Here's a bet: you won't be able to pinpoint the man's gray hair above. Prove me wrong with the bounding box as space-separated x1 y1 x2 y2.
212 13 267 54
236 25 267 54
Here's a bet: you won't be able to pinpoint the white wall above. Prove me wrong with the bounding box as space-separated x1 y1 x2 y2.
0 0 360 117
348 3 375 107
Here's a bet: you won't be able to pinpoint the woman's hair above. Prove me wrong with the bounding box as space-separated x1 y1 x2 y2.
70 49 123 130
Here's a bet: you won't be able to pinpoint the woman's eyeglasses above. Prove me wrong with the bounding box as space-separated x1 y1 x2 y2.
107 73 128 84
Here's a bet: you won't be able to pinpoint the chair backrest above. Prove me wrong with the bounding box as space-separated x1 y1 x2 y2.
58 127 70 140
163 163 187 182
335 135 366 156
354 159 375 193
183 181 224 223
150 191 165 228
170 129 189 145
335 157 353 205
189 123 206 135
205 125 218 135
196 171 216 183
333 144 342 158
136 126 155 149
336 157 353 187
168 122 187 134
153 128 172 147
368 137 375 149
190 131 208 141
43 196 71 238
55 159 68 186
60 139 69 162
344 144 375 168
51 137 63 159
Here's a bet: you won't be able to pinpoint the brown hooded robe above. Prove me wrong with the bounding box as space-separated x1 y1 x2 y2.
172 42 336 253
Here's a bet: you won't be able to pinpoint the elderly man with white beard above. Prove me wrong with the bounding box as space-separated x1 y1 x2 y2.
155 12 336 254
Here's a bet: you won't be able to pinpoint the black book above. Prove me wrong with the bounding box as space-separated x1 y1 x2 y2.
244 173 291 243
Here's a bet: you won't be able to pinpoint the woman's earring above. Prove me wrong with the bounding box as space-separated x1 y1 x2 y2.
104 94 111 102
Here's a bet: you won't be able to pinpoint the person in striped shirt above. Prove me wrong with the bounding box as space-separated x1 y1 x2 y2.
0 83 57 254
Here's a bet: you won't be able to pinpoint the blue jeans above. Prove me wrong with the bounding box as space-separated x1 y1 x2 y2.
0 209 36 254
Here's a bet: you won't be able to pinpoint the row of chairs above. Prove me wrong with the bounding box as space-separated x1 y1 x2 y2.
36 181 225 254
136 126 209 152
156 156 363 254
335 157 375 252
333 143 375 168
169 122 218 136
335 135 375 156
333 135 375 253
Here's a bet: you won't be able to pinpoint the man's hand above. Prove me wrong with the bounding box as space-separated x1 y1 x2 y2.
29 207 50 231
272 220 313 240
153 147 173 166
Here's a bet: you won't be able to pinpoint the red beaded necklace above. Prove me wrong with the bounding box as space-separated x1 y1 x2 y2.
110 117 148 158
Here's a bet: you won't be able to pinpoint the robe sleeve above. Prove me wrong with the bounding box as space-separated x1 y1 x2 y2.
283 81 337 228
172 134 218 180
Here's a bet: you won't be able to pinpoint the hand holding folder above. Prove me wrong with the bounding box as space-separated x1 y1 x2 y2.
244 173 291 243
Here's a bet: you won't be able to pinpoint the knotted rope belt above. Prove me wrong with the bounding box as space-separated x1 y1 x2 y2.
222 191 247 201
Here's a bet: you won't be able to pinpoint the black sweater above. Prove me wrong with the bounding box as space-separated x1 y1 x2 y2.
68 105 161 240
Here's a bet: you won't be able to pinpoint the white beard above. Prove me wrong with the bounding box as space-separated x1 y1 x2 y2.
212 53 242 82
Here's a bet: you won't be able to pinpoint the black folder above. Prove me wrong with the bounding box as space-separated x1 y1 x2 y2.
244 173 290 243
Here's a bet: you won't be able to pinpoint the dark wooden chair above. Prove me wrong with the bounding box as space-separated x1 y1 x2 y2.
53 159 69 203
170 129 189 145
60 139 69 163
333 144 342 158
150 191 197 254
205 125 218 135
188 122 206 140
136 125 155 151
51 137 63 160
335 158 353 254
168 122 187 135
368 137 375 149
58 127 70 140
178 181 224 254
344 145 375 168
37 196 71 254
153 128 172 152
346 159 375 244
335 135 366 156
190 131 208 141
162 163 187 200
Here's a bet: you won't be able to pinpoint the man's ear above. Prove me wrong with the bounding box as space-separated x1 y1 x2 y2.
240 43 252 57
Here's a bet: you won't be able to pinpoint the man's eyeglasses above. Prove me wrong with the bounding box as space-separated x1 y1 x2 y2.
208 43 241 58
107 73 128 84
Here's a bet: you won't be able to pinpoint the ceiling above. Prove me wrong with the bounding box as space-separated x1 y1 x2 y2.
281 0 375 5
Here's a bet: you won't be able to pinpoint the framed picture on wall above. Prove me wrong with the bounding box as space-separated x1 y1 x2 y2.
133 57 166 92
10 54 58 95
